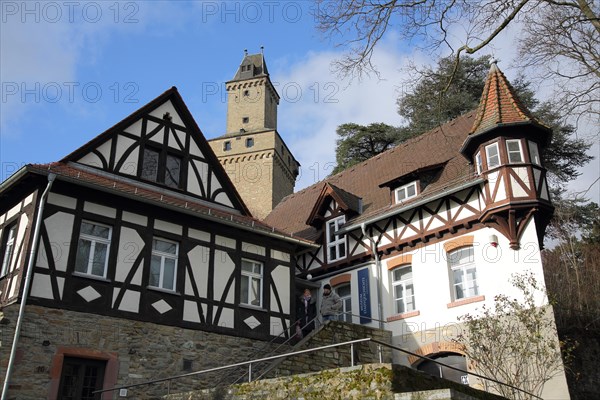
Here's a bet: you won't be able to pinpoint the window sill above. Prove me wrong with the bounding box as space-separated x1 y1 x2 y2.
147 286 179 295
447 295 485 309
72 272 111 283
387 310 420 322
239 303 267 312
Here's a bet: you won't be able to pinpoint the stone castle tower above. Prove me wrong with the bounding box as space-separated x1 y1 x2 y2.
208 50 300 220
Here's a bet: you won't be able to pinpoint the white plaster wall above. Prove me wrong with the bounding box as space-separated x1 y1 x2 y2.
115 227 144 283
270 264 290 313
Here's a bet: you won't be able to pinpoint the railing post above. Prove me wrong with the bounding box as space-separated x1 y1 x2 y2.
248 363 252 382
350 343 354 367
378 344 382 363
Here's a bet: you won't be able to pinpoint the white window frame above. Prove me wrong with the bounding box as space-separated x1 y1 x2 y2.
475 152 483 175
1 225 17 277
241 259 263 307
336 283 352 322
74 221 112 278
395 181 418 203
485 142 500 169
448 246 479 300
149 237 179 291
326 216 347 262
392 265 416 314
528 140 541 165
506 139 524 164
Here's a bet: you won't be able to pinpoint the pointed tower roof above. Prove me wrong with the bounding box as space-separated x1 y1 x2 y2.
461 60 551 155
229 49 269 82
470 60 543 135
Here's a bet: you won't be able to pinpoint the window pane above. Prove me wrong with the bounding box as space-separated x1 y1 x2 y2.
406 184 416 197
337 284 351 297
165 154 182 188
339 242 346 258
250 277 260 305
80 222 110 238
397 188 406 201
455 283 464 299
91 242 107 276
529 141 540 165
396 299 404 314
153 239 177 254
240 275 249 304
75 239 91 273
141 148 159 181
163 258 176 290
507 140 523 163
329 246 337 261
453 268 464 285
242 260 253 273
395 284 404 299
486 143 500 168
150 255 161 287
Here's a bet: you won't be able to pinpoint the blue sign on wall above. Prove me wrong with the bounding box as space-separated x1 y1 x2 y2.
357 268 372 324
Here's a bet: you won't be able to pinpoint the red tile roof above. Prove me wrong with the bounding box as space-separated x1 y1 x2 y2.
470 62 544 136
264 111 479 239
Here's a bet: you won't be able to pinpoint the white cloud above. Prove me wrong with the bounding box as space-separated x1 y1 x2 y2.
273 41 427 189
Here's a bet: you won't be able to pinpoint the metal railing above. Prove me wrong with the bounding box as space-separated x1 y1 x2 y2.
95 320 541 399
94 338 372 395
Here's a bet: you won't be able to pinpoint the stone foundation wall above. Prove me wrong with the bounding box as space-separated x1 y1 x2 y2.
263 320 393 378
0 304 285 399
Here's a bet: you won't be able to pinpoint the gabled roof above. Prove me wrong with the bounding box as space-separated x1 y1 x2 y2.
469 61 547 136
60 87 251 216
229 52 269 82
264 111 479 240
306 183 362 226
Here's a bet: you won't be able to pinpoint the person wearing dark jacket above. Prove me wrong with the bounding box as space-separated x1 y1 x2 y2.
297 288 317 337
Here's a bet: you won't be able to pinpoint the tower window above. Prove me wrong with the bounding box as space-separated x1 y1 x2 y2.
246 138 254 148
241 65 246 72
485 142 500 169
242 117 249 124
506 139 524 163
223 141 231 151
529 141 541 165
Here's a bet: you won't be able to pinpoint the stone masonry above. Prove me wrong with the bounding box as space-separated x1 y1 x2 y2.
0 304 286 399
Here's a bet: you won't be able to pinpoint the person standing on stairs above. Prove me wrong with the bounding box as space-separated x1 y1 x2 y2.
297 288 317 337
320 284 342 322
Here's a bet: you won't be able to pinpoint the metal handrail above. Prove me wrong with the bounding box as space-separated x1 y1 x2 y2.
95 338 371 394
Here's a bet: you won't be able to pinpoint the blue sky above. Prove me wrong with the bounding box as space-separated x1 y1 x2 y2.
1 1 597 201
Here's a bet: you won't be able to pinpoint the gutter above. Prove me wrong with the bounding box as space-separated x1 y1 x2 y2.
337 178 485 235
2 173 56 400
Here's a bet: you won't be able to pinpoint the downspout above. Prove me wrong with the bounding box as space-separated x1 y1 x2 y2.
361 223 384 330
2 173 56 400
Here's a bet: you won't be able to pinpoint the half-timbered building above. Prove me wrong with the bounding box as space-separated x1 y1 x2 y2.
264 62 570 398
0 86 314 398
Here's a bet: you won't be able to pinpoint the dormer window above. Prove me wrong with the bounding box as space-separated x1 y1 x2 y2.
140 146 182 189
485 142 500 169
395 181 418 203
326 216 346 262
506 139 524 163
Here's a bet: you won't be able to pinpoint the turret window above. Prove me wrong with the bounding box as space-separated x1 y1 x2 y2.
475 152 483 174
223 141 231 151
485 143 500 169
529 141 541 165
506 139 524 163
246 138 254 148
242 117 249 124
